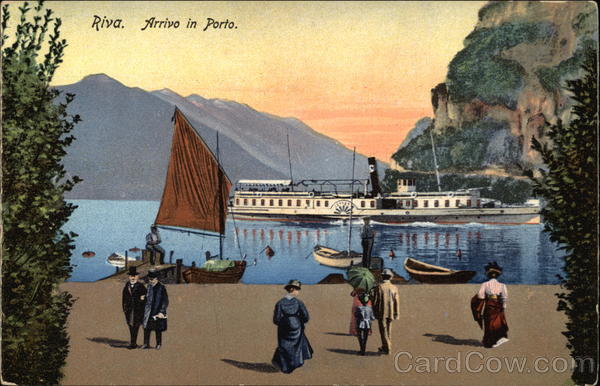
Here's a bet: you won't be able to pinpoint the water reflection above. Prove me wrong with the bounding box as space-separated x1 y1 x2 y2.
66 200 565 284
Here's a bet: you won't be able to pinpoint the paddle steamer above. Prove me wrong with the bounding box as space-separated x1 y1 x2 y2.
229 159 540 225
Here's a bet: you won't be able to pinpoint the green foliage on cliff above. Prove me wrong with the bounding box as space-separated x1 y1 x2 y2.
2 2 81 383
382 169 533 204
447 21 554 109
536 39 597 92
477 2 507 22
391 119 520 173
527 51 598 384
572 5 598 35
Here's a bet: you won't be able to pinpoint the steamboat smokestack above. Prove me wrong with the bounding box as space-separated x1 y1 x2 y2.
368 157 381 197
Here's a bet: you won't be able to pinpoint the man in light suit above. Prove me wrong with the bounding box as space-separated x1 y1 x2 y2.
371 269 400 355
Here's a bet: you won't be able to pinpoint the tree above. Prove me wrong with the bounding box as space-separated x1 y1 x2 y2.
528 50 598 384
1 1 81 383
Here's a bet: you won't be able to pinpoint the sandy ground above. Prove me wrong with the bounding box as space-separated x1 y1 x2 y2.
61 281 571 385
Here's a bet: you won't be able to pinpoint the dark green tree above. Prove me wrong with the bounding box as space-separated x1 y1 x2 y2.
528 51 598 384
1 1 81 383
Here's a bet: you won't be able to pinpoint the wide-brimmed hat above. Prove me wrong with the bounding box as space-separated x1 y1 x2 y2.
485 261 503 276
127 266 139 276
381 268 394 278
284 279 302 291
147 269 159 279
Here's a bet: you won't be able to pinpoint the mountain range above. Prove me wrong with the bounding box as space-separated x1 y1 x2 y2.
58 74 387 200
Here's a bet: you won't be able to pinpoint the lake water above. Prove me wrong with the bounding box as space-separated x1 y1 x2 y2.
65 200 564 284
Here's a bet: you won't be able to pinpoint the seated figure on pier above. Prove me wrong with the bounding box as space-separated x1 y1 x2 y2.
145 225 165 265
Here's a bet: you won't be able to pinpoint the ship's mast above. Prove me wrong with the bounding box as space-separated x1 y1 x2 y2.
286 129 294 191
347 147 356 257
216 131 224 259
430 129 442 192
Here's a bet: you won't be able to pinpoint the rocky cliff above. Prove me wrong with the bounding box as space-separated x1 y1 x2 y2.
394 1 597 174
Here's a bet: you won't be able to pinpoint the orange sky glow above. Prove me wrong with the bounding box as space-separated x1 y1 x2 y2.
7 1 486 161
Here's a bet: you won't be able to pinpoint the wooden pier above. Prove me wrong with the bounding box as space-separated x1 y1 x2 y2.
100 250 185 284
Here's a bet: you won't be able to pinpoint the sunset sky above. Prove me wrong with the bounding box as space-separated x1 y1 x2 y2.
9 1 486 160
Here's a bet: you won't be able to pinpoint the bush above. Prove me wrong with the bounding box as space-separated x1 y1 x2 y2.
1 2 81 383
527 51 598 384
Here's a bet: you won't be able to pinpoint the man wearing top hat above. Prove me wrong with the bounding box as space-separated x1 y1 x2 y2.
122 266 147 349
371 269 400 355
142 270 169 349
272 280 313 373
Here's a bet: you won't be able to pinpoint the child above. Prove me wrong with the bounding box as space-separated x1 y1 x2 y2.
354 293 376 355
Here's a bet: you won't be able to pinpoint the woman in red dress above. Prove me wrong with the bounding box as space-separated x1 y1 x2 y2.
471 262 509 348
349 289 372 336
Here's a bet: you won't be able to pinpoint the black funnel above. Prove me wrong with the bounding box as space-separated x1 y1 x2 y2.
368 157 381 197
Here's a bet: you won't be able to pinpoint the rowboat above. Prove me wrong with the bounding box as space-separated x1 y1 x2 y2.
403 257 476 284
182 261 247 284
106 252 135 267
313 245 363 268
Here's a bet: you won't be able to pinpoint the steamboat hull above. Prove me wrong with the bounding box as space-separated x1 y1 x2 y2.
229 207 540 225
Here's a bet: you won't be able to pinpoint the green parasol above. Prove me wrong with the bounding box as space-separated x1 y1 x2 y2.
347 266 376 292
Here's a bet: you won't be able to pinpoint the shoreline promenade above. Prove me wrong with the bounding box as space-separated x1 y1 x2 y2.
61 282 571 385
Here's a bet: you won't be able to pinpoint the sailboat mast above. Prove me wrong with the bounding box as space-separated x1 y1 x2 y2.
347 147 356 257
430 129 442 192
216 132 224 260
286 130 294 192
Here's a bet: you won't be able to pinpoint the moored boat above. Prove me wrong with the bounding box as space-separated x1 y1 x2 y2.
106 252 137 267
403 257 476 284
183 261 247 284
313 245 363 268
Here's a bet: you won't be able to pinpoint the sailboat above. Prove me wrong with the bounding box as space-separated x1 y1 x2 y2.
154 108 246 284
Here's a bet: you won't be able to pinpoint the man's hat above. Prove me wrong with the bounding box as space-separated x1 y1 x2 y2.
147 269 159 279
284 279 302 291
381 268 394 278
484 261 503 275
127 266 139 276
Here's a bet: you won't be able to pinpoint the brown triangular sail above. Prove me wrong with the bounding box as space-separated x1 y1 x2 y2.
155 108 231 234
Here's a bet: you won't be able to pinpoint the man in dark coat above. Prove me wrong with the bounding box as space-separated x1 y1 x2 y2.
361 217 375 268
142 270 169 349
122 266 146 349
272 280 313 374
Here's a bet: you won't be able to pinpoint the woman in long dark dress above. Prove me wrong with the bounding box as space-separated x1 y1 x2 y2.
272 280 313 374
